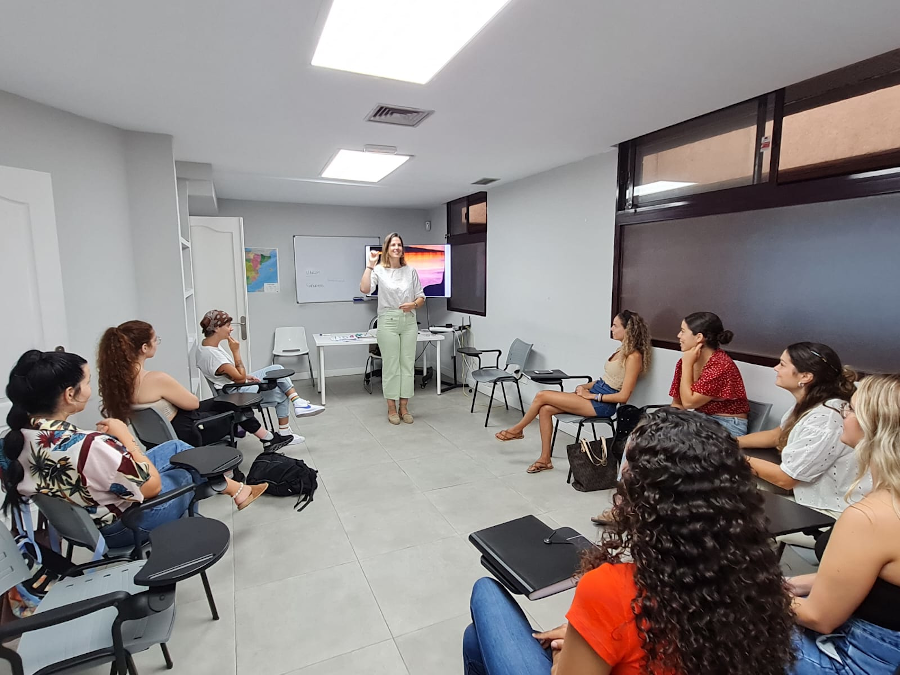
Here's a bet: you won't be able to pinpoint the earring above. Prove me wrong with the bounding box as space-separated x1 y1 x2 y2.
798 382 805 388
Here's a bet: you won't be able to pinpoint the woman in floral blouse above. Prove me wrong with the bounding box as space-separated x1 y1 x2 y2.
2 349 266 549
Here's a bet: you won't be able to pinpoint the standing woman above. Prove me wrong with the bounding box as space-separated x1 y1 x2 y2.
360 232 425 425
670 311 749 435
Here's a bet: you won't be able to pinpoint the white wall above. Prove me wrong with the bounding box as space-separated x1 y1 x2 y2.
437 152 795 430
0 90 139 423
216 200 442 375
124 131 189 386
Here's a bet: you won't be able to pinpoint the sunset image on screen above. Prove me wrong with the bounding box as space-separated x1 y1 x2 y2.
367 244 450 297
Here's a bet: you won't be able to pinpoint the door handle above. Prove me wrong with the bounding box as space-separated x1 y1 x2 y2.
235 315 248 340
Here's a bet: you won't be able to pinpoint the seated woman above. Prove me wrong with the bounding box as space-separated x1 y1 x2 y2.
738 342 870 518
787 374 900 674
97 320 295 452
465 409 795 675
495 310 652 474
2 350 266 550
670 311 749 435
197 310 324 443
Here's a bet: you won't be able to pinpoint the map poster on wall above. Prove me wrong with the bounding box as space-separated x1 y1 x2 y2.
245 247 280 293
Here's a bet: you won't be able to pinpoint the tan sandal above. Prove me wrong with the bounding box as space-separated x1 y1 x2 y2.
388 412 401 425
591 508 614 525
401 413 414 424
495 429 524 441
236 482 268 511
526 461 553 474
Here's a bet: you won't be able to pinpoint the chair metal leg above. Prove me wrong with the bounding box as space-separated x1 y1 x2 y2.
515 381 525 416
485 382 497 427
550 419 559 458
126 652 139 675
160 643 173 670
308 353 317 391
200 569 219 620
500 382 509 410
471 383 478 413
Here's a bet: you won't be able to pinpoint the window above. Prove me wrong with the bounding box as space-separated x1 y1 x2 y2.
631 99 764 206
447 191 487 316
779 77 900 182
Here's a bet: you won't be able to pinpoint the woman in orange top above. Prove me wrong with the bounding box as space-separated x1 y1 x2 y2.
463 409 795 675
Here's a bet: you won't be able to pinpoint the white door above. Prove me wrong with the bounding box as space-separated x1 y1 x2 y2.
0 165 68 433
190 216 252 380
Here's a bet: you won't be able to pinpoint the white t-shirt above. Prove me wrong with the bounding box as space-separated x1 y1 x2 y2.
370 264 425 314
779 398 871 513
196 344 237 388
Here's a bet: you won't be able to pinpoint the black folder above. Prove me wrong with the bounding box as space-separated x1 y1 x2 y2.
468 515 595 600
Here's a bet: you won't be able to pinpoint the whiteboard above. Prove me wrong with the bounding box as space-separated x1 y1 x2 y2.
293 235 381 303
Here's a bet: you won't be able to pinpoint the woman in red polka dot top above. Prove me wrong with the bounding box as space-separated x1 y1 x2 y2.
669 311 749 435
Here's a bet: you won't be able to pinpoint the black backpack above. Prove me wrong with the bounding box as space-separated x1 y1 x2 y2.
246 452 318 512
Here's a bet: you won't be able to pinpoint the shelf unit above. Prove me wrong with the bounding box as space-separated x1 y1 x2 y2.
177 178 201 397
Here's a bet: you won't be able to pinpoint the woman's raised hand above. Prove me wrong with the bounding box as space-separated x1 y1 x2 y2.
367 249 381 266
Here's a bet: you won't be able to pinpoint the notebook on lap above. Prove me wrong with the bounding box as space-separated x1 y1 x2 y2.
469 515 595 600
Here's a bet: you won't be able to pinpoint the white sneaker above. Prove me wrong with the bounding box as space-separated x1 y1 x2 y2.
278 432 305 445
293 399 325 417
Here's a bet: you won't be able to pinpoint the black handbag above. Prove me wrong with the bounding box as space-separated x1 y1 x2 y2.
566 437 619 492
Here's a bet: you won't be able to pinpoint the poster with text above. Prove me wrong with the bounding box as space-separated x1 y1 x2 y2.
245 247 279 293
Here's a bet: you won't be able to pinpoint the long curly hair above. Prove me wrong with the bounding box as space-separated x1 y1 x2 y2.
97 320 154 422
581 408 795 675
618 309 652 374
778 342 856 449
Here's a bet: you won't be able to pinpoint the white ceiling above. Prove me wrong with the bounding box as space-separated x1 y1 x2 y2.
1 0 898 209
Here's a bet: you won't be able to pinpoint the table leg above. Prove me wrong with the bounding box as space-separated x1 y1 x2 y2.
319 346 326 406
423 345 427 378
436 339 442 395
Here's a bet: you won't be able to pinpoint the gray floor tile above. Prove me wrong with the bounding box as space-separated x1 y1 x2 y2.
363 422 460 462
339 493 457 560
360 536 485 637
285 640 408 675
394 614 471 675
397 451 493 492
235 562 391 674
501 471 603 514
234 502 356 588
424 478 541 536
307 432 395 473
322 462 422 515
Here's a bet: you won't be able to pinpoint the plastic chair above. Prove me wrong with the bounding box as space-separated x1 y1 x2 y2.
130 406 235 449
0 510 230 675
363 316 382 394
461 338 533 427
273 327 317 389
747 399 774 434
202 374 279 433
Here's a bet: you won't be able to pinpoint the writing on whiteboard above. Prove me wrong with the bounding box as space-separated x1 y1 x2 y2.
305 269 320 276
306 283 325 288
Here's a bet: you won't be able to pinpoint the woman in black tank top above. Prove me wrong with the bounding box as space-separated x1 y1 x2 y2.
787 374 900 674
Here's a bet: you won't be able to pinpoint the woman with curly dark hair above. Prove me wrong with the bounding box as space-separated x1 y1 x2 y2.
463 408 795 675
495 310 652 475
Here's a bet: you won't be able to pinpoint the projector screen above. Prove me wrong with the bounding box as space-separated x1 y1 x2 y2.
365 244 451 298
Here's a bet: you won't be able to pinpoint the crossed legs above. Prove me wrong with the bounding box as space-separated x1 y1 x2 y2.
496 390 597 472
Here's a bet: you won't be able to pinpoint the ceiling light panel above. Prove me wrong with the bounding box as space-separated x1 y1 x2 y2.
312 0 512 84
321 149 411 182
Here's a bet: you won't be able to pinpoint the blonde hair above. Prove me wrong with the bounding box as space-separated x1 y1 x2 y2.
380 232 406 268
849 374 900 511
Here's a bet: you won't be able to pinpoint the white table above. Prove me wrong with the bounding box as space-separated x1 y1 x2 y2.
313 331 445 405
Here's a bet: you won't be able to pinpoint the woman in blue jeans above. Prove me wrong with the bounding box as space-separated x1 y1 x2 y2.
2 350 267 551
787 374 900 674
495 310 652 474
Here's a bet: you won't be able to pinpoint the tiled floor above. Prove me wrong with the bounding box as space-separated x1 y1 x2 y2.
76 376 608 675
86 376 815 675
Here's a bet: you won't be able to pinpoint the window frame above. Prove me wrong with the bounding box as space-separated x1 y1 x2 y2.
447 191 487 317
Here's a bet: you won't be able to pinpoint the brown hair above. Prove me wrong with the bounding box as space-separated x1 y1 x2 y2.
97 320 154 422
380 232 406 268
618 310 652 374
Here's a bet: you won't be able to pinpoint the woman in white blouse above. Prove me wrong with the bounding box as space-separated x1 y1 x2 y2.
360 232 425 424
739 342 870 517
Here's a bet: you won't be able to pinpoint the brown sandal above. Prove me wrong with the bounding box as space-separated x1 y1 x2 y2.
495 429 524 441
526 461 553 474
236 482 268 511
591 508 614 525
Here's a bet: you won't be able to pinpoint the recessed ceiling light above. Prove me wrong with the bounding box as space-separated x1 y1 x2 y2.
321 149 411 183
312 0 512 84
632 180 697 197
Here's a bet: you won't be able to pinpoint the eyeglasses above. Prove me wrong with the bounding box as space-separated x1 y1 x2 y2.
154 335 162 345
826 400 855 419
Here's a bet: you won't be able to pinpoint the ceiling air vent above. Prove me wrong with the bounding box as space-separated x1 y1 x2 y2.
365 104 434 127
472 177 499 186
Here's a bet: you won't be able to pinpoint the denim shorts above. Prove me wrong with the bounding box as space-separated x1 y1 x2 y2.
588 379 619 418
792 618 900 674
710 414 748 437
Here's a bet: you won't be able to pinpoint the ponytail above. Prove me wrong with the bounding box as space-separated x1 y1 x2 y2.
3 349 87 513
97 321 154 422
